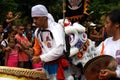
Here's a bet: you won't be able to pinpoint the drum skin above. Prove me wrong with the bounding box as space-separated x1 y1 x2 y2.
83 55 119 80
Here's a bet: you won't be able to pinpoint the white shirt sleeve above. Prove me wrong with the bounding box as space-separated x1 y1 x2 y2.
40 23 65 62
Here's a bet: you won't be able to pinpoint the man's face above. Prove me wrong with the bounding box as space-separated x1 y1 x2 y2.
32 16 48 29
17 26 24 35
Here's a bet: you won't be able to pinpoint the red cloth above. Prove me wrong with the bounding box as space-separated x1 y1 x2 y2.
56 56 69 80
15 34 30 61
46 55 70 80
32 61 43 69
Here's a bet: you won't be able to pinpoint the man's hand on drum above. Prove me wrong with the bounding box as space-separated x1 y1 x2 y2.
99 69 117 79
32 56 41 63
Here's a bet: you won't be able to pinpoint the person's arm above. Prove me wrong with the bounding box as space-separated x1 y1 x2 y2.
6 15 19 23
90 27 105 40
89 29 98 40
5 51 9 66
4 47 11 66
24 37 38 57
32 25 65 63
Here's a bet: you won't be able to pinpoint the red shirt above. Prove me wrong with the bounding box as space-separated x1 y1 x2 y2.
15 34 30 61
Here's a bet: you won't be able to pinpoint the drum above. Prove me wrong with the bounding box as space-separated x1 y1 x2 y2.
0 66 48 80
83 55 118 80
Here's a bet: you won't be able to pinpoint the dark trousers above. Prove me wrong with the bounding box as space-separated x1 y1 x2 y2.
18 61 31 69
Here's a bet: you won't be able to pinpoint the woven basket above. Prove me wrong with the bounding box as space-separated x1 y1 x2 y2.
0 66 48 80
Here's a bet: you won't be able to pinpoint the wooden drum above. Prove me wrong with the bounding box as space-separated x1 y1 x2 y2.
83 55 118 80
0 66 48 80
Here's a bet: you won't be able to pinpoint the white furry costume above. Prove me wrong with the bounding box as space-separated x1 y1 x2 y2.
58 19 99 79
64 22 98 66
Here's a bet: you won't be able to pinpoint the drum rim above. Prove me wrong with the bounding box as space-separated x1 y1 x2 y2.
83 55 116 73
0 66 47 79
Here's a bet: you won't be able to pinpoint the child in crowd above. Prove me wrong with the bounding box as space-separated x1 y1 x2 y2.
1 29 16 53
5 38 19 67
3 11 19 32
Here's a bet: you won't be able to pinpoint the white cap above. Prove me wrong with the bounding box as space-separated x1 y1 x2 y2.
31 4 48 17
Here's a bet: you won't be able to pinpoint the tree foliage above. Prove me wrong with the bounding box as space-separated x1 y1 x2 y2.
0 0 120 24
0 0 63 24
88 0 120 23
0 0 18 23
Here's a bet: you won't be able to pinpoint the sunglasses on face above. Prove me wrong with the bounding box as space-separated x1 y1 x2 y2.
19 28 24 31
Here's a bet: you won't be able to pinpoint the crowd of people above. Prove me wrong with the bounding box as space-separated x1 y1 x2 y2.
0 11 36 69
0 4 120 80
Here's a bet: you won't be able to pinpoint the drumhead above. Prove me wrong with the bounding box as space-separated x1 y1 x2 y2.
83 55 117 80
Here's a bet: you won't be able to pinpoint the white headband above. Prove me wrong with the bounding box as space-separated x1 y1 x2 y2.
31 4 48 17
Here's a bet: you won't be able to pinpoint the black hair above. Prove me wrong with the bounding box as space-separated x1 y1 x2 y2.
16 24 25 28
0 24 3 27
8 37 17 44
107 9 120 24
7 29 14 34
3 32 8 39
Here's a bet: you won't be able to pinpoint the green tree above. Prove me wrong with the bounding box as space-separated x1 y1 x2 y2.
14 0 63 22
0 0 63 25
0 0 18 23
1 0 120 25
88 0 120 23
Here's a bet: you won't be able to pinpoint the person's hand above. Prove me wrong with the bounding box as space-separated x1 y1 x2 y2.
0 49 2 53
32 56 41 63
14 15 20 20
99 69 117 79
5 47 11 51
24 48 33 57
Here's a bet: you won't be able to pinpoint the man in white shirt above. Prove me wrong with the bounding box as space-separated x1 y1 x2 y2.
31 4 73 80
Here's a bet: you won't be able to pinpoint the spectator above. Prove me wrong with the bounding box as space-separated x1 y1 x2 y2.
3 11 19 32
5 38 19 67
15 25 32 69
1 29 16 66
